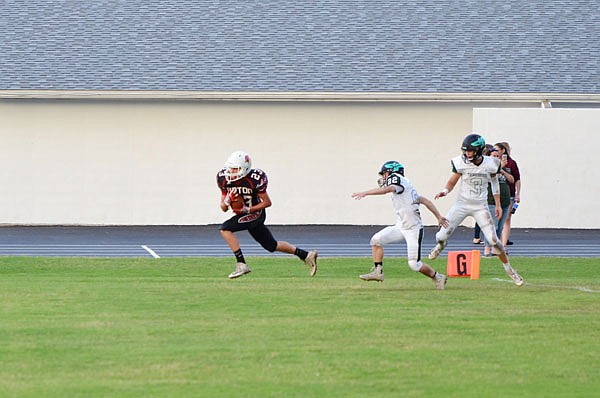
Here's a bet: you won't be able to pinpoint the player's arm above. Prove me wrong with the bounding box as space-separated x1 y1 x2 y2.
354 173 404 199
352 185 395 200
490 174 502 219
220 193 230 212
418 195 449 227
434 172 461 199
217 172 232 212
250 191 272 213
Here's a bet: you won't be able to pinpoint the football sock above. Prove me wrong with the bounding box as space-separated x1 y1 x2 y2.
374 262 383 267
234 249 246 264
294 248 308 260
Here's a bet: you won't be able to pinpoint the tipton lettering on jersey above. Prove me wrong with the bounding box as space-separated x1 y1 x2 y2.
229 187 253 195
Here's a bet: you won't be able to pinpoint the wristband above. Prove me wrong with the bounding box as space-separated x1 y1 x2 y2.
442 188 449 195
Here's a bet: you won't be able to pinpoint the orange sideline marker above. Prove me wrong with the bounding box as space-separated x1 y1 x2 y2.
446 250 480 280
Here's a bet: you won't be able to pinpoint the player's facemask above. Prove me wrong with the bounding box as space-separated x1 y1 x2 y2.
225 167 244 182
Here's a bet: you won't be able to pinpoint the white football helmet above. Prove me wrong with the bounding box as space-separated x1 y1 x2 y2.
224 150 252 182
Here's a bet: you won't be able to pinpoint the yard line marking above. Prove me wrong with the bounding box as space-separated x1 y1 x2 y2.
141 245 160 259
529 283 600 293
491 278 599 293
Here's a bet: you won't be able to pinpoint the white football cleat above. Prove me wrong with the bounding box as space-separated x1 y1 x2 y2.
304 250 318 276
359 265 384 282
434 273 447 290
228 262 251 279
504 265 524 286
428 241 446 260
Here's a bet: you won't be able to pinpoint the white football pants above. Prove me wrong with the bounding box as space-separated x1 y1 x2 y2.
435 199 500 247
370 225 423 271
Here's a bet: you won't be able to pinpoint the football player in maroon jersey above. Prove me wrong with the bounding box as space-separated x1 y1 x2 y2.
217 151 318 279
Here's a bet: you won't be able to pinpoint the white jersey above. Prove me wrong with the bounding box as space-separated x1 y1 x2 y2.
451 155 501 203
384 172 423 229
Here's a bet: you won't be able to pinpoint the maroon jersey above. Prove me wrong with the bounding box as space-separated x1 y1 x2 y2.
503 157 520 197
216 168 268 209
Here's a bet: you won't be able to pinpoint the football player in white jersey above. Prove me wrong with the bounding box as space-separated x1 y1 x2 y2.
352 161 450 289
429 134 524 286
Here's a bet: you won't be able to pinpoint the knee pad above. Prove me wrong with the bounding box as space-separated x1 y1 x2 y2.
435 229 449 244
408 259 422 272
480 222 500 246
370 234 383 247
492 241 505 254
488 235 500 246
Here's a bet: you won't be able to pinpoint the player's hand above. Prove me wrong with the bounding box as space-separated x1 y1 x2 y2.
233 205 252 215
438 217 449 228
223 192 239 207
352 192 366 200
434 191 446 199
495 206 503 219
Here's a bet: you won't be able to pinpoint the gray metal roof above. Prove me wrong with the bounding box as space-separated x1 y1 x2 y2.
1 0 599 94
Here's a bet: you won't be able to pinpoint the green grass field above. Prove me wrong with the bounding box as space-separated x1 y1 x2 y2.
1 256 598 397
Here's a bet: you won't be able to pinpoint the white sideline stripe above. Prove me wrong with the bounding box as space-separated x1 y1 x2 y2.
491 278 599 293
0 244 139 247
141 245 160 259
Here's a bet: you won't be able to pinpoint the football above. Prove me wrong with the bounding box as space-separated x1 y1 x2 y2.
229 194 246 214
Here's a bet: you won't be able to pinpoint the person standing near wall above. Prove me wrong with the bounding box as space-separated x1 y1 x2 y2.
484 146 514 257
494 142 520 249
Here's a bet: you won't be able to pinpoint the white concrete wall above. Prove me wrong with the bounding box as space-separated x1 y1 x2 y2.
3 100 594 228
473 108 600 229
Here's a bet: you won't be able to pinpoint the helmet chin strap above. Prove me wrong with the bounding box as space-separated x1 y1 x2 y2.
462 149 483 164
463 154 482 165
